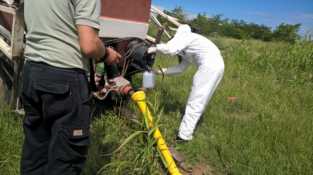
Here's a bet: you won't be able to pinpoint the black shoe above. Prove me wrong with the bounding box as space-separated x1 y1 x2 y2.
175 135 189 144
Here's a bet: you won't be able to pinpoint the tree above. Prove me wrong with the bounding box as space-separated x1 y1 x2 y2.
163 6 187 23
155 7 302 43
272 23 301 43
190 13 210 34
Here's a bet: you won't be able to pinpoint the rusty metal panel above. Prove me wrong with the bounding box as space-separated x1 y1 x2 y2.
0 3 16 32
100 0 151 23
0 11 13 31
99 0 151 39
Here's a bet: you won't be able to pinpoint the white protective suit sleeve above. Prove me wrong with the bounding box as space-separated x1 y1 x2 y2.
156 25 193 56
158 59 190 75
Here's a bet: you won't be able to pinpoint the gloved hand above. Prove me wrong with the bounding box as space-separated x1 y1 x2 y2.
93 85 110 100
93 76 132 99
109 76 133 95
147 47 157 54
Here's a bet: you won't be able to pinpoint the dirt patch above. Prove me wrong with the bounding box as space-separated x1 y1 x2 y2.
169 146 220 175
191 163 216 175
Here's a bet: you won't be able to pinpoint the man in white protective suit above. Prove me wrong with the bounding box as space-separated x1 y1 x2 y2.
148 24 225 141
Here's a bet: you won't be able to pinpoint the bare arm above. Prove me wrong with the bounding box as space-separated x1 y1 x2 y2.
77 25 105 62
157 59 190 75
78 25 121 64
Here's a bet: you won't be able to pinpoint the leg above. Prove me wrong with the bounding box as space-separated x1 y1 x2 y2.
20 63 50 175
40 71 91 175
178 65 224 140
21 103 50 175
21 62 91 175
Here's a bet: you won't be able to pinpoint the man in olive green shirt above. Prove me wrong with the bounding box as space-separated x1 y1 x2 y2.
21 1 120 174
24 0 100 70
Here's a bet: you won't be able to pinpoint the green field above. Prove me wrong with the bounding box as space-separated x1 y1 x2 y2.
1 38 313 175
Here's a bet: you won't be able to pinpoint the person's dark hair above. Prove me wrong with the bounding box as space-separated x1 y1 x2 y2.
186 23 202 34
190 26 202 34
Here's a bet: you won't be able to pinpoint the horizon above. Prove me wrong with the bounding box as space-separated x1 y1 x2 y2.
152 0 313 36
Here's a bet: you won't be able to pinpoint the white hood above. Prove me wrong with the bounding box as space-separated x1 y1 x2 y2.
175 25 192 37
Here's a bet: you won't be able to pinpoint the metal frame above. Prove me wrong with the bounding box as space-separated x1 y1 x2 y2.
146 6 181 43
0 3 24 109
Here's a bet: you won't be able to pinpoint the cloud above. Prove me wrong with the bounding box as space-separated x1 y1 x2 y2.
151 4 203 20
151 5 166 12
186 12 197 20
299 13 313 20
292 13 313 23
249 11 275 20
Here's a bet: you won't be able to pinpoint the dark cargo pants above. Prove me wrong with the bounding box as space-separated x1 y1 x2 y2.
20 61 91 175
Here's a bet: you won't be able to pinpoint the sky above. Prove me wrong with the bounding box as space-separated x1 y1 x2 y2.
152 0 313 35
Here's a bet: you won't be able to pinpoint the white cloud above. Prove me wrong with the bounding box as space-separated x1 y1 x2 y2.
186 12 197 20
249 11 275 20
152 5 166 11
293 13 313 22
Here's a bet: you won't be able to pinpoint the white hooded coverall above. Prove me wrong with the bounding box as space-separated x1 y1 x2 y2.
155 25 224 140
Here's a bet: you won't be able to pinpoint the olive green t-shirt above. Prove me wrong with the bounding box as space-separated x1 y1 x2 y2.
24 0 100 71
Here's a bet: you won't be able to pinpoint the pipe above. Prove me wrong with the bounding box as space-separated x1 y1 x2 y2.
131 91 181 175
151 6 181 27
150 15 172 39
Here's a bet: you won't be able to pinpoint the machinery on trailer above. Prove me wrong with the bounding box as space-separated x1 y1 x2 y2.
0 0 180 109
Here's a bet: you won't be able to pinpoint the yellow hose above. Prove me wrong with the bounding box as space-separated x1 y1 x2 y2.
131 91 181 175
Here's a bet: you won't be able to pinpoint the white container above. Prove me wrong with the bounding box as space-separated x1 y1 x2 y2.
142 71 155 89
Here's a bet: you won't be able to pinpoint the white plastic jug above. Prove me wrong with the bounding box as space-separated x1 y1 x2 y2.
142 71 155 89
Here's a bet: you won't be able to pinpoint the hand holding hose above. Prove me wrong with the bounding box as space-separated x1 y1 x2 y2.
108 76 133 95
93 76 133 100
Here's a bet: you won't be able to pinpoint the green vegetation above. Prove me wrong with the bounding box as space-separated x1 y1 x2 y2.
0 106 23 175
1 38 313 174
162 7 307 43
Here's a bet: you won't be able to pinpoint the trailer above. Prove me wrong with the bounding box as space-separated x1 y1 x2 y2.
0 1 24 109
0 0 180 109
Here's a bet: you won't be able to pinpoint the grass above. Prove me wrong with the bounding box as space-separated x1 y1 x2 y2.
0 106 23 175
1 38 313 174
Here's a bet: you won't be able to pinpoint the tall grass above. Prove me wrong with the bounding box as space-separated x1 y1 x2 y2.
0 105 23 175
0 38 313 174
83 111 163 175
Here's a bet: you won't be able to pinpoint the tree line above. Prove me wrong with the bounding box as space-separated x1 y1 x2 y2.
162 7 302 43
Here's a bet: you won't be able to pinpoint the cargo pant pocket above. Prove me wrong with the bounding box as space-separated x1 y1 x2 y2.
35 80 74 120
54 127 90 173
